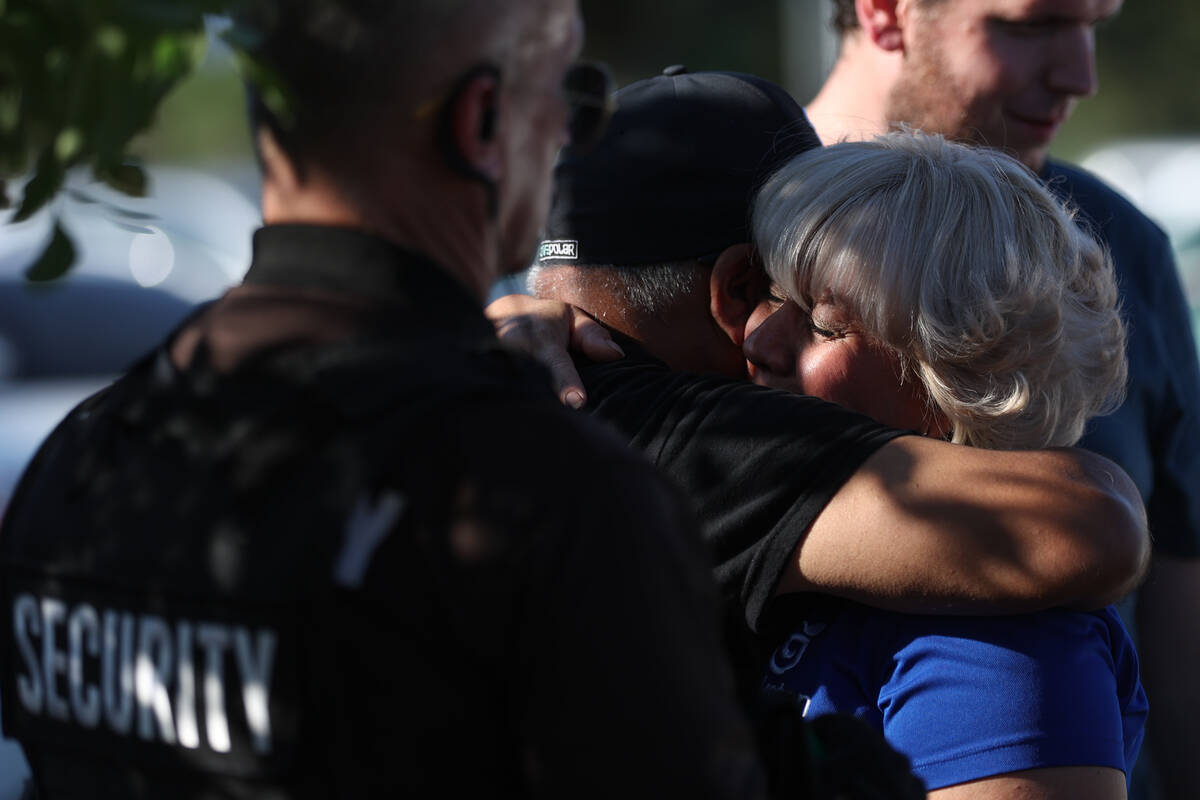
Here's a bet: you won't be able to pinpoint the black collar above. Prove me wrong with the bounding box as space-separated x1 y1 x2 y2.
243 224 487 334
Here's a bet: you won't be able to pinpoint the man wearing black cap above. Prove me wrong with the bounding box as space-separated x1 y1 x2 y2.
0 6 772 798
496 64 1150 798
513 67 1144 629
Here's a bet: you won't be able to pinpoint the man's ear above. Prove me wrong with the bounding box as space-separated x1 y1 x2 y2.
855 0 906 52
447 69 504 182
710 243 768 347
257 127 300 190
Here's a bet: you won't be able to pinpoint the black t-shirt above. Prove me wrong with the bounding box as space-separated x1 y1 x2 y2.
0 226 765 799
576 342 906 633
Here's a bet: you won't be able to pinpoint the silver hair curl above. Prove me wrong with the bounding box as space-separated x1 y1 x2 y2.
753 131 1127 449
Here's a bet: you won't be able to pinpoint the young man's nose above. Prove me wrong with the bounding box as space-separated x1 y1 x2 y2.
1046 26 1099 98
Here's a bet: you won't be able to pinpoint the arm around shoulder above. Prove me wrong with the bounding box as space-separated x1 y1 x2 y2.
778 437 1149 613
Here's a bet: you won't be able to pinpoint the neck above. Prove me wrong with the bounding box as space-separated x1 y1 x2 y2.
805 33 899 145
260 161 498 303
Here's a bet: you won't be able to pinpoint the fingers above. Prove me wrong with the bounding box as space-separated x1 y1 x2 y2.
487 294 589 408
571 310 625 363
536 343 590 409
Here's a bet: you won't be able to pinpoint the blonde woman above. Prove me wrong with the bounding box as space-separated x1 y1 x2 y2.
750 132 1144 800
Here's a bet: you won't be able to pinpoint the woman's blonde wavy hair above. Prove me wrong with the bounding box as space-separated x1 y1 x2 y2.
752 131 1127 449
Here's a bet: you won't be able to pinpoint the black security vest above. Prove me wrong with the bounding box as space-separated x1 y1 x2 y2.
0 337 543 798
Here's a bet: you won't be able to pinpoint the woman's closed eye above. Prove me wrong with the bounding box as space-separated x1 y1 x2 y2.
809 319 839 339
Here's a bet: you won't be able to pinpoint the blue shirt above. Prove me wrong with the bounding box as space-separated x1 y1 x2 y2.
1045 161 1200 556
762 604 1147 791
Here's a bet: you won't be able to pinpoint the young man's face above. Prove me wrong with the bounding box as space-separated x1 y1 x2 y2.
885 0 1122 170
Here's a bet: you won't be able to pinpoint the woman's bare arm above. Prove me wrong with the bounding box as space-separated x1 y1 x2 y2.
781 435 1149 612
487 294 1150 613
929 766 1127 800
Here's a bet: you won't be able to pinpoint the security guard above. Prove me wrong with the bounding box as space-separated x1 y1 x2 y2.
0 1 767 796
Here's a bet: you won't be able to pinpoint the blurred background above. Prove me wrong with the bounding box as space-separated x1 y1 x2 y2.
0 2 1198 795
7 0 1197 317
4 0 1199 519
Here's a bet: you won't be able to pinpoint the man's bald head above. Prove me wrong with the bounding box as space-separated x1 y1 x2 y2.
244 0 574 181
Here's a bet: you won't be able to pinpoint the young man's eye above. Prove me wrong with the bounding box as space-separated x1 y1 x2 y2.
766 287 788 306
989 17 1056 36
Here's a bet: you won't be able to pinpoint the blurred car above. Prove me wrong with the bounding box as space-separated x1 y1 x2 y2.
1080 139 1200 348
1 166 258 508
0 164 259 799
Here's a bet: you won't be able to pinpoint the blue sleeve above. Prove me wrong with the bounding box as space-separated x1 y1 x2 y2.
878 609 1147 791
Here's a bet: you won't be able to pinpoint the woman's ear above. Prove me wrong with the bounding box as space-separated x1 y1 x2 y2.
710 243 769 347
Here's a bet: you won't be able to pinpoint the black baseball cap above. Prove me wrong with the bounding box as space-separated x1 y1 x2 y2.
537 66 821 268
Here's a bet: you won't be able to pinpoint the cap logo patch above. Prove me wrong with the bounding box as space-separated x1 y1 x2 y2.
538 240 578 261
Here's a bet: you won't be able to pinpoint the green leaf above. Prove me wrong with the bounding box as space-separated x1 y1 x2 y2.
54 127 82 162
0 129 28 176
0 87 18 134
12 150 64 222
234 51 294 129
95 25 128 59
24 220 77 282
44 48 66 73
97 161 148 197
150 33 205 78
185 31 209 69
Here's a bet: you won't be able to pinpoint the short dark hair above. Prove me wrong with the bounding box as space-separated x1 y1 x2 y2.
238 1 406 172
239 0 497 178
529 261 706 316
831 0 860 34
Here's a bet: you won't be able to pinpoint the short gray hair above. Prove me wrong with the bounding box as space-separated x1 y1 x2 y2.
244 0 551 172
528 261 706 316
753 131 1127 449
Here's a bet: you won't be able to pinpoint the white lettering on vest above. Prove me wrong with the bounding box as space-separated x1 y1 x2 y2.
174 621 199 749
9 593 278 756
196 623 231 753
234 628 277 754
14 594 42 713
103 611 135 734
68 604 101 728
136 614 176 744
41 598 69 721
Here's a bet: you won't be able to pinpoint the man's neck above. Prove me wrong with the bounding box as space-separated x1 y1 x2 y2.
805 35 898 145
261 169 498 303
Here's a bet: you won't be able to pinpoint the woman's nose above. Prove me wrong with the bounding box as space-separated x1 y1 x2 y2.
744 303 801 380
